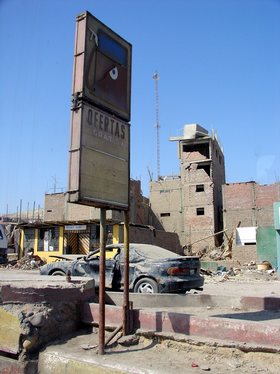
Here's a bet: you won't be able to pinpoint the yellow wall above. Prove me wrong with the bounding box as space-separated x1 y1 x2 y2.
34 228 38 252
36 226 64 263
19 229 24 258
20 225 121 263
113 224 119 243
18 227 64 264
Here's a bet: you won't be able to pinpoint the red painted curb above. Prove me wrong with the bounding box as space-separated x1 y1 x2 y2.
82 302 280 347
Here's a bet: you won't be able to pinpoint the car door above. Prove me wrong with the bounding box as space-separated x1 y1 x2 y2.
87 257 118 288
117 246 144 288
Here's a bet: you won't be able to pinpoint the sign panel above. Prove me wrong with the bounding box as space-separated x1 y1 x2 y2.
64 225 87 231
68 102 130 210
72 12 132 122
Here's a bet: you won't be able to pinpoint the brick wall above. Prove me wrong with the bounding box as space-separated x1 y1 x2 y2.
118 225 182 255
44 179 150 225
232 245 258 264
222 182 280 265
223 182 280 230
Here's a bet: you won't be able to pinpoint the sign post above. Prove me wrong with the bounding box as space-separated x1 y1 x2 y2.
99 208 106 355
123 210 130 335
68 12 132 355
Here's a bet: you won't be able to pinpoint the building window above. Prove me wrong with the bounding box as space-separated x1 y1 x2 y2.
197 163 211 177
160 189 170 194
196 184 204 192
38 227 59 251
183 143 209 159
219 155 222 164
196 208 205 216
160 213 170 217
23 228 36 253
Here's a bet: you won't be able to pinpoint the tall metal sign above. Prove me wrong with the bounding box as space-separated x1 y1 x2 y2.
68 11 132 210
67 12 132 355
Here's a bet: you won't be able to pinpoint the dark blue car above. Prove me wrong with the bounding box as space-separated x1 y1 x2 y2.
40 243 204 294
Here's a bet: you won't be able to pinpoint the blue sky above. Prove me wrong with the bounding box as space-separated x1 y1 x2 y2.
0 0 280 215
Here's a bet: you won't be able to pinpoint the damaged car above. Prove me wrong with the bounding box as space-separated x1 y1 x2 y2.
39 243 204 294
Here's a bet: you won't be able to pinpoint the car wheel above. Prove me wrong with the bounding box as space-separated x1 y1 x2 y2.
133 278 159 294
51 270 66 276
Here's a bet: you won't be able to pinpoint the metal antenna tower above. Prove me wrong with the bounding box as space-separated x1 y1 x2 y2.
153 71 160 180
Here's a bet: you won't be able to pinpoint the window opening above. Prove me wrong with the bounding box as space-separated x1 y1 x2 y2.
196 208 205 216
197 164 211 177
160 213 171 217
183 142 209 159
196 184 204 192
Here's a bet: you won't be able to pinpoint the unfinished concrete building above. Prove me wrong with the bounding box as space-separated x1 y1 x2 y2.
150 124 225 253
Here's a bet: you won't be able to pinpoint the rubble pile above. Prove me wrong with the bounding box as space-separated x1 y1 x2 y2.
201 260 279 282
5 254 46 270
197 243 232 261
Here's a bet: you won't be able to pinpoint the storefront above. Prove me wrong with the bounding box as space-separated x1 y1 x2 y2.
19 223 115 263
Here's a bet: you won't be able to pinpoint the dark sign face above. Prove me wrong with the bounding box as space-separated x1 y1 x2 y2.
73 12 132 122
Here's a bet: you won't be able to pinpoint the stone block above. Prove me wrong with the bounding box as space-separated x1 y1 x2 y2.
0 307 21 354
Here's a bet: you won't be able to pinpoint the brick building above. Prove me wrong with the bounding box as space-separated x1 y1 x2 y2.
149 124 225 252
222 181 280 263
223 181 280 230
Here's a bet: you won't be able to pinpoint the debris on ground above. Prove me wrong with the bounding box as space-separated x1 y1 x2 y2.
118 334 140 347
197 243 233 261
81 343 97 350
4 252 46 270
201 261 279 282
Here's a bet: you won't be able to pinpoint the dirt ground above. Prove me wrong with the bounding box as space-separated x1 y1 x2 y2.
41 326 280 374
200 269 280 297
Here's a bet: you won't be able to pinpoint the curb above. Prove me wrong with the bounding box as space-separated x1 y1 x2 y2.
82 298 280 348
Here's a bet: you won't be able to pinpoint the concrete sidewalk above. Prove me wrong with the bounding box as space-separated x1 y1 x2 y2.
38 324 280 374
82 292 280 347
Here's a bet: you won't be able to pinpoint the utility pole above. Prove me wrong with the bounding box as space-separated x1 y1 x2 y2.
32 201 36 221
52 176 57 193
19 199 22 223
153 71 160 180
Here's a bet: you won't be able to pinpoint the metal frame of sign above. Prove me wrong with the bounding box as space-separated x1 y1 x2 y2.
72 11 132 122
67 12 132 354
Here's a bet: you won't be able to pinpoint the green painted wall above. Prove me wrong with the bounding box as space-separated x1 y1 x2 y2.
256 226 277 268
273 202 280 275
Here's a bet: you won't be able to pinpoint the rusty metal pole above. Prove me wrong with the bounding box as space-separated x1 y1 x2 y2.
123 210 130 335
99 208 106 355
